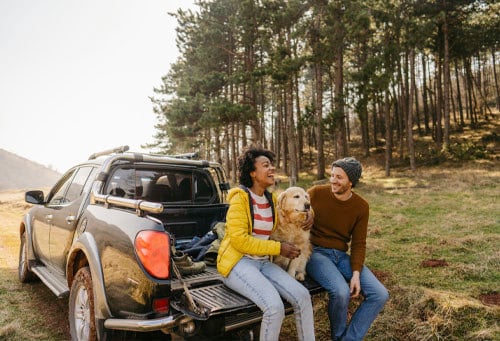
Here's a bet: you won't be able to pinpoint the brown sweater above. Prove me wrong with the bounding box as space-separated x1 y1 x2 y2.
308 184 369 272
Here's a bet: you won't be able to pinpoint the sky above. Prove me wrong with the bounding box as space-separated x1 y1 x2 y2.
0 0 196 173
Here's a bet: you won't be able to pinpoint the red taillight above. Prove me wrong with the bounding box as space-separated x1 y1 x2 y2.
153 297 170 314
135 230 170 279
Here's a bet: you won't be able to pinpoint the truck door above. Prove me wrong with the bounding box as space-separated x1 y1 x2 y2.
49 166 95 275
31 169 75 266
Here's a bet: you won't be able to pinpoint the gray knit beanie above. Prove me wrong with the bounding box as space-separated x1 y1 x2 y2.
332 157 362 187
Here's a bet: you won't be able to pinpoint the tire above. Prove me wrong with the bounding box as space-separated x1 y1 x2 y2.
18 231 36 283
69 267 97 341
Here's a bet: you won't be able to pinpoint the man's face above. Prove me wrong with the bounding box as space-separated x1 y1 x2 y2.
330 166 352 195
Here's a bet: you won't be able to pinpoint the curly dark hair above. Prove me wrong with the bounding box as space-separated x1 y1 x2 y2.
237 145 275 188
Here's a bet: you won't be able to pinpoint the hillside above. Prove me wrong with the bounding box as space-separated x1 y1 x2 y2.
0 149 61 190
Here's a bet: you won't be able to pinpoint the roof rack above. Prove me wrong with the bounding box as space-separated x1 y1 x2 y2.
88 145 129 160
172 152 199 160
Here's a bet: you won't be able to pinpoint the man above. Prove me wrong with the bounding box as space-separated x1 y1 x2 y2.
306 157 389 341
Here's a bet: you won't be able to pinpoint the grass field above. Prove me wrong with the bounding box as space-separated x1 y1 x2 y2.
0 189 70 340
280 160 499 340
1 161 498 340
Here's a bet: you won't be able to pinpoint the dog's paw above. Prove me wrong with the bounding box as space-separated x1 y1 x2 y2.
294 271 305 281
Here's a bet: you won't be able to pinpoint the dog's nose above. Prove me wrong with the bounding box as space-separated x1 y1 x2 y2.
305 203 311 210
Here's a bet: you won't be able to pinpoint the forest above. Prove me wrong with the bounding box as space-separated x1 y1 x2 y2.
150 0 499 182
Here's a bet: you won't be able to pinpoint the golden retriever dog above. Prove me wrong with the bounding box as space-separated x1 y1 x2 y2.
271 186 313 281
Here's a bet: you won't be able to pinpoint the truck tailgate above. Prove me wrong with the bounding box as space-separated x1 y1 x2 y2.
170 267 323 320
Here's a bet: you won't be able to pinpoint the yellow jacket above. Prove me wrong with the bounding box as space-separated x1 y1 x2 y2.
217 187 281 277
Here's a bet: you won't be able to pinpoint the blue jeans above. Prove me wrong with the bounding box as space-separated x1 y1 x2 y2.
224 256 315 341
306 247 389 341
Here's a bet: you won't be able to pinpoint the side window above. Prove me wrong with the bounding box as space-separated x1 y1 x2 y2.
82 167 98 195
48 170 76 206
105 168 136 198
208 167 227 203
176 174 192 201
194 171 214 202
65 167 94 202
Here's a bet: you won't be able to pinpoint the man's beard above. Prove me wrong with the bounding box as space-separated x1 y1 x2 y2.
331 183 350 195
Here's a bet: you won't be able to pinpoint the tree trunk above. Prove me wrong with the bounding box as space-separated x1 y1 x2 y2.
414 63 422 136
313 3 325 180
401 50 409 160
492 48 500 111
471 56 494 120
454 60 465 126
213 127 221 163
286 96 298 184
230 123 237 183
295 71 303 171
314 61 325 180
278 89 285 170
286 57 298 184
373 97 379 147
465 58 476 125
384 89 392 177
395 55 404 161
358 37 370 157
449 68 457 126
408 49 416 171
224 126 230 183
436 55 443 149
422 54 431 135
442 10 450 149
259 49 267 148
270 84 276 152
335 48 347 159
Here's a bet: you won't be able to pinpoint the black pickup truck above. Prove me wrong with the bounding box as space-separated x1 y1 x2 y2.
19 146 322 340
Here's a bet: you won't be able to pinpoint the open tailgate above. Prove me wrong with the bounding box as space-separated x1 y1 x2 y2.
170 267 323 321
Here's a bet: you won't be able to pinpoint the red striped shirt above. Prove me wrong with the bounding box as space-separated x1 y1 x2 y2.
249 191 273 240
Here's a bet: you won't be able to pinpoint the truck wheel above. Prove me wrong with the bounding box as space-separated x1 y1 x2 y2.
69 267 97 341
18 231 36 283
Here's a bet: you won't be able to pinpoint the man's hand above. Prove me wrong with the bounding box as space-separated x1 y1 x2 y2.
350 270 361 298
280 242 301 259
301 209 314 230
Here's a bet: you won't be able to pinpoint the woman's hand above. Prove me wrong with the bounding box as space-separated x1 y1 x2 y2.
280 242 301 259
350 271 361 298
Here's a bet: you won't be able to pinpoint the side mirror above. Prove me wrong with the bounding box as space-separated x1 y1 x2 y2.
25 190 45 204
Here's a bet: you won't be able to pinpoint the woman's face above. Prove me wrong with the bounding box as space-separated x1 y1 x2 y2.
250 155 275 188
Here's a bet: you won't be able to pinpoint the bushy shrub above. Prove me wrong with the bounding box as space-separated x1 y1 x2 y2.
416 142 489 165
448 142 488 160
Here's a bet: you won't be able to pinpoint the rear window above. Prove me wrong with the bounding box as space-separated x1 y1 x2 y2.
104 167 218 204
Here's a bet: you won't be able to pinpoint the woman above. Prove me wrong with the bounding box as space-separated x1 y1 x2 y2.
217 145 315 341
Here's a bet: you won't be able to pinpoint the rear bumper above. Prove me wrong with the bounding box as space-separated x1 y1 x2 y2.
104 313 191 332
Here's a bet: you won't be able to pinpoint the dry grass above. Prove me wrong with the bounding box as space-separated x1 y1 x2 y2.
280 160 500 341
1 162 499 340
0 189 70 341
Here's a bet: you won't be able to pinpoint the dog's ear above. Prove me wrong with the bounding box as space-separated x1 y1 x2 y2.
277 190 288 221
277 190 287 209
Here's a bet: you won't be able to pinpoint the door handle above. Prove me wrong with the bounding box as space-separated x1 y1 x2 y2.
45 214 53 221
65 215 76 224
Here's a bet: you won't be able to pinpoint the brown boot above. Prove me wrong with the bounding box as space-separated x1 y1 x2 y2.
171 246 206 276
